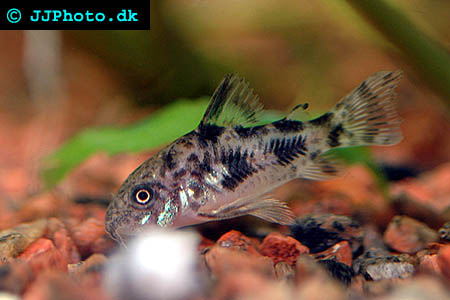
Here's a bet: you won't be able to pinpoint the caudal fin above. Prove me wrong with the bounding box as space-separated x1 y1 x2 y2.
310 70 403 148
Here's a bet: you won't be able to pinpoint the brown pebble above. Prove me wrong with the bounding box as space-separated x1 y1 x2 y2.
348 275 364 298
317 259 354 285
290 214 364 255
390 162 450 219
384 215 438 253
274 261 295 281
213 269 279 300
295 256 346 299
353 249 415 281
379 275 450 300
295 255 327 284
356 254 414 281
293 165 389 225
0 219 48 260
390 195 444 229
17 193 64 222
0 233 28 263
438 221 450 241
46 217 66 234
0 260 33 295
365 261 414 281
260 232 309 266
68 253 107 278
362 278 405 297
295 276 346 300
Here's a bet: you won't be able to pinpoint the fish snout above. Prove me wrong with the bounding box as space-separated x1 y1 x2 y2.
105 201 131 244
105 208 121 242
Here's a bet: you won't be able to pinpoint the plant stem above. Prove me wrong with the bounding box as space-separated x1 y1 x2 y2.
346 0 450 102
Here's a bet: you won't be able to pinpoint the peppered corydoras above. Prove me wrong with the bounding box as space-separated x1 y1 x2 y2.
106 71 403 244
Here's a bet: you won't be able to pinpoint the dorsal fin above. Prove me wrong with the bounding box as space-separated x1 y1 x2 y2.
286 103 310 121
200 74 264 128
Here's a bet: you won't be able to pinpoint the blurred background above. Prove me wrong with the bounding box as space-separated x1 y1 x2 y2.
0 0 449 213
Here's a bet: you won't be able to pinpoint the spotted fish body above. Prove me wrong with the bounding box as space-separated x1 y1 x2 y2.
106 71 403 243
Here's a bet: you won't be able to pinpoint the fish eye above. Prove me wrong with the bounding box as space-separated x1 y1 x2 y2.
131 185 154 207
136 189 151 204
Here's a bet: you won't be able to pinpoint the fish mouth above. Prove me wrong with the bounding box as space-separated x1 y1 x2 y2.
105 218 126 245
113 224 173 247
113 230 136 247
106 221 139 247
105 205 133 246
106 213 155 244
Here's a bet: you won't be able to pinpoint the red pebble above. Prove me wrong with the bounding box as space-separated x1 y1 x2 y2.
17 224 68 274
70 218 106 258
260 232 309 266
313 241 353 267
384 215 438 253
90 236 116 255
213 270 273 300
437 245 450 281
217 230 261 255
46 218 81 264
204 246 274 279
27 248 68 274
0 260 33 294
23 270 109 300
198 236 215 253
418 254 441 276
17 238 55 260
54 229 81 264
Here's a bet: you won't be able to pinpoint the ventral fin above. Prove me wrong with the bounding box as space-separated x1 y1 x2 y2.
247 197 295 225
197 195 295 225
200 73 264 128
301 153 343 181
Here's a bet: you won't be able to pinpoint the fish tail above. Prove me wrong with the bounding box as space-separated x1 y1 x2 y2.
309 70 403 149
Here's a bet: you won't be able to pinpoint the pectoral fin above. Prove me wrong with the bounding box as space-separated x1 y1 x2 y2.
197 195 295 225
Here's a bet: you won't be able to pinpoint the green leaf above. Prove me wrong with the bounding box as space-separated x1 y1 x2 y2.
345 0 450 103
42 98 210 188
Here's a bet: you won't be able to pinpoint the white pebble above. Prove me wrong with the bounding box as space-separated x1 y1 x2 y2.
104 228 205 300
